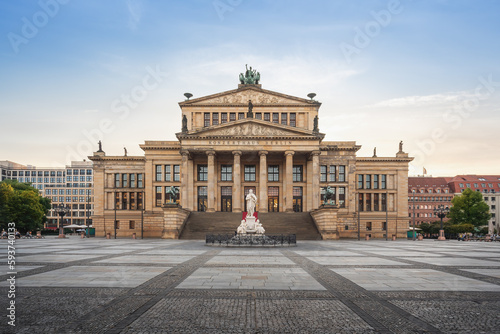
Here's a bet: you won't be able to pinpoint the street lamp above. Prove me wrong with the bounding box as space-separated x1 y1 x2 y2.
412 189 416 241
55 203 70 238
434 204 449 241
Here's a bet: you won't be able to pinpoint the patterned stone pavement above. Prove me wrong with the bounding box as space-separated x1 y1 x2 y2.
1 238 500 333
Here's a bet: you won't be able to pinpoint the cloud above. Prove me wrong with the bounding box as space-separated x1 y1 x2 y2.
369 91 476 108
127 0 143 31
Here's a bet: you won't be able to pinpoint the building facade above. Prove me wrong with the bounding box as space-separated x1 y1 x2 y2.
0 160 94 227
90 74 412 239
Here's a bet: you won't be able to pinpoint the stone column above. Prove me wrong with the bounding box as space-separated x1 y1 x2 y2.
311 151 321 210
232 151 242 212
259 151 268 213
284 150 295 212
207 150 216 212
180 150 190 208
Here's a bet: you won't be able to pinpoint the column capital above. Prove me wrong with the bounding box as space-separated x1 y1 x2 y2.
284 150 295 157
259 150 268 156
180 149 191 157
206 150 216 157
232 150 242 156
308 150 321 159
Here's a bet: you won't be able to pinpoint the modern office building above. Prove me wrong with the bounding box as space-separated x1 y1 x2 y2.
90 68 413 239
0 160 94 228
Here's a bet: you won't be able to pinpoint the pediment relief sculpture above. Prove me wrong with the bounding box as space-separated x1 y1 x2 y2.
198 123 300 137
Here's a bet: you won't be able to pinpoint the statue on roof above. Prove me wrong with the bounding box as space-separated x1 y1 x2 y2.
247 100 254 118
97 140 103 152
399 140 404 153
239 64 260 85
182 114 188 133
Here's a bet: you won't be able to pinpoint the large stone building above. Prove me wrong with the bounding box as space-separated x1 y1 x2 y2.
90 70 413 239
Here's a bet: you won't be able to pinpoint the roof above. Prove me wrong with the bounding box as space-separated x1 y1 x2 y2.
408 177 450 188
447 175 500 183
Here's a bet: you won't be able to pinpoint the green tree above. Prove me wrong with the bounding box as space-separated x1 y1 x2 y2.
0 179 51 232
448 188 491 228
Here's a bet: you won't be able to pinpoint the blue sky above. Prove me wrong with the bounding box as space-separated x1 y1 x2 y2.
1 0 499 176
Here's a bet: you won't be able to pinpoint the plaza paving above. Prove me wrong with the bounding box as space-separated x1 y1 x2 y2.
1 238 500 333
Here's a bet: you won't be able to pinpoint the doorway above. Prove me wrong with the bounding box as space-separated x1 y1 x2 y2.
221 186 232 212
268 186 279 212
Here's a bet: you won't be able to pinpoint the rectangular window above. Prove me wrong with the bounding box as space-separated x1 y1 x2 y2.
290 113 296 127
130 193 136 210
339 166 345 182
221 165 232 181
164 165 171 182
204 113 210 127
115 221 120 229
221 113 227 124
365 193 371 211
173 165 180 181
156 186 162 207
138 174 143 188
365 175 371 189
358 175 363 189
244 165 256 182
156 165 162 181
264 113 270 122
374 193 379 211
358 193 364 211
212 113 219 125
115 192 120 209
122 174 128 188
137 192 143 210
129 221 135 229
381 175 387 189
381 193 387 211
255 112 262 120
320 165 327 182
198 164 208 181
272 113 279 123
366 222 372 231
293 165 303 182
115 173 120 188
238 112 244 120
130 174 136 188
373 175 379 189
281 113 287 125
329 166 336 182
122 192 128 209
229 113 236 121
339 187 345 207
268 165 279 182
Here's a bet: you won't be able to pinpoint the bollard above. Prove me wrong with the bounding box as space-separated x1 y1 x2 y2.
132 233 136 239
106 233 111 239
365 235 370 241
392 235 396 241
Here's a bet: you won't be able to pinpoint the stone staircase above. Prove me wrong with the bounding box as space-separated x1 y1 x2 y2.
179 212 322 240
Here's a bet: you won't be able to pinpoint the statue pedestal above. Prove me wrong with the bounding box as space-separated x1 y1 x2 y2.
438 230 446 241
237 212 264 235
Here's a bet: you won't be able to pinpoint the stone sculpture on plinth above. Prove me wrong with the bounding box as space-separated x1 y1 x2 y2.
237 189 265 235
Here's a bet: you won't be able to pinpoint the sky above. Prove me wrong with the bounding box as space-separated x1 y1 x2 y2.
1 0 499 177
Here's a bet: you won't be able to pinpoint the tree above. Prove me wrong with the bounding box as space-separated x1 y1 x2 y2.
448 188 491 228
0 179 51 232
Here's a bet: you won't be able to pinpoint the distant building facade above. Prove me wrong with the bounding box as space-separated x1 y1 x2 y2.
90 70 413 239
0 160 94 228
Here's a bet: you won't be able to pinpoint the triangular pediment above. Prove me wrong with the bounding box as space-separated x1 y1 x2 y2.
179 86 320 106
177 118 324 139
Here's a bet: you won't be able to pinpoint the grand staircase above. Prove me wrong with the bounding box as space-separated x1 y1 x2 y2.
179 212 322 240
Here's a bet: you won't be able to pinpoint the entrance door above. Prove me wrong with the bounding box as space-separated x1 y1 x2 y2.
198 186 207 212
221 186 232 212
244 186 256 212
293 186 303 212
268 186 279 212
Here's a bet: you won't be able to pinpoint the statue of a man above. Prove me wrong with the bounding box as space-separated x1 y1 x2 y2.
246 189 257 218
124 147 127 156
399 140 403 152
98 140 103 152
182 114 188 133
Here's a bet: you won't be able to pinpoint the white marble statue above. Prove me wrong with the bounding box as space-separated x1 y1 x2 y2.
255 221 265 234
237 220 247 235
246 189 257 218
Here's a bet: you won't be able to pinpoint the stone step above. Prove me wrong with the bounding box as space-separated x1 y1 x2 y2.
179 212 322 240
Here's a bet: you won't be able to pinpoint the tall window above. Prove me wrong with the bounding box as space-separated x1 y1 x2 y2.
320 165 327 182
130 174 136 188
293 165 303 182
268 165 279 182
329 166 336 182
221 165 232 181
204 113 210 127
221 113 227 124
272 113 279 123
156 165 162 181
374 193 379 211
358 175 363 189
339 187 345 207
156 186 162 207
198 164 208 181
212 113 219 125
229 113 236 121
264 113 270 121
114 173 120 188
365 175 371 189
238 112 244 120
338 166 346 182
130 193 136 210
381 175 387 189
381 193 387 211
137 192 143 209
358 193 364 211
373 175 379 189
122 192 128 209
164 165 171 182
281 113 287 125
365 193 371 211
173 165 180 181
290 113 296 127
244 165 256 182
138 174 143 188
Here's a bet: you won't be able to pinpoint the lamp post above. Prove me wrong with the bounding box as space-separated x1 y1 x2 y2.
141 190 144 239
434 204 449 241
114 189 117 239
412 189 416 241
55 203 70 238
